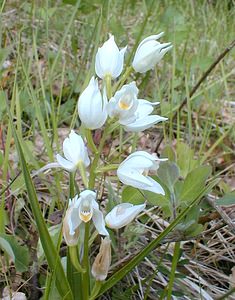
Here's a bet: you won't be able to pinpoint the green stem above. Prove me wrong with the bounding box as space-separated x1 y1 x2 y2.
77 161 89 189
82 222 90 300
89 121 112 189
90 281 102 300
69 246 85 273
131 133 138 153
166 242 181 300
95 164 119 173
105 74 112 99
85 129 98 154
69 172 75 198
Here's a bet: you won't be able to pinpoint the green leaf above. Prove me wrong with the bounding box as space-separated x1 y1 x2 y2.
122 187 145 205
161 145 176 162
122 185 171 215
0 234 29 272
179 165 212 203
158 161 180 192
215 192 235 206
0 237 15 261
176 143 198 178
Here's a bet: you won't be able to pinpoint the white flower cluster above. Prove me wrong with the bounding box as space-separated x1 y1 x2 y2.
78 33 171 132
47 33 171 281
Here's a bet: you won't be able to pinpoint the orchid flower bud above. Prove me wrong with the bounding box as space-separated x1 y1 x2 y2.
63 191 109 242
91 237 111 281
123 100 167 132
117 151 167 194
105 203 146 229
132 32 172 73
95 35 127 79
107 81 139 124
78 77 108 130
56 130 90 172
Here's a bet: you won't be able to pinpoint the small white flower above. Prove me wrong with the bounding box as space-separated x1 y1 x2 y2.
91 236 111 281
63 191 109 246
95 35 127 79
123 100 167 132
132 32 172 73
108 83 167 132
105 203 146 229
117 151 166 194
78 77 107 129
107 81 139 124
56 130 90 172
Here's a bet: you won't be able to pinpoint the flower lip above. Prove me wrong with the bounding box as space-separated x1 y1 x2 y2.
79 198 93 223
63 190 109 243
118 94 133 110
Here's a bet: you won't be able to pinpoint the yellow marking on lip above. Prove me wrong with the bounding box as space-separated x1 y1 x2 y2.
119 101 131 110
80 212 92 223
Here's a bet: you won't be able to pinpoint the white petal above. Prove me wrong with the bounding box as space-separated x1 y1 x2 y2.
63 131 89 166
145 176 165 195
125 151 160 162
136 33 164 51
135 99 159 118
68 207 82 235
92 209 109 236
124 115 168 132
78 77 107 130
108 82 139 124
112 46 127 78
117 167 153 189
95 35 122 79
132 32 172 73
56 154 76 171
105 203 146 229
32 162 61 177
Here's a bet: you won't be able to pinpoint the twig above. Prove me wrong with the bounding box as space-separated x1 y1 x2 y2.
155 38 235 151
206 195 235 235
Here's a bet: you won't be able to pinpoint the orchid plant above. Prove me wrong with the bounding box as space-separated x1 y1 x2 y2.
36 33 172 299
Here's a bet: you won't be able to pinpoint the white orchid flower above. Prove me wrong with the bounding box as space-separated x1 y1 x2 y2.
107 81 139 125
105 203 146 229
123 100 167 132
63 190 109 246
117 151 166 194
91 236 111 281
56 130 90 172
95 34 127 79
78 77 108 130
132 32 172 73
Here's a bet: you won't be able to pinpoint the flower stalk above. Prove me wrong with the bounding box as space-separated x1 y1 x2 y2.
82 222 90 300
105 74 112 99
77 161 89 188
69 246 85 273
